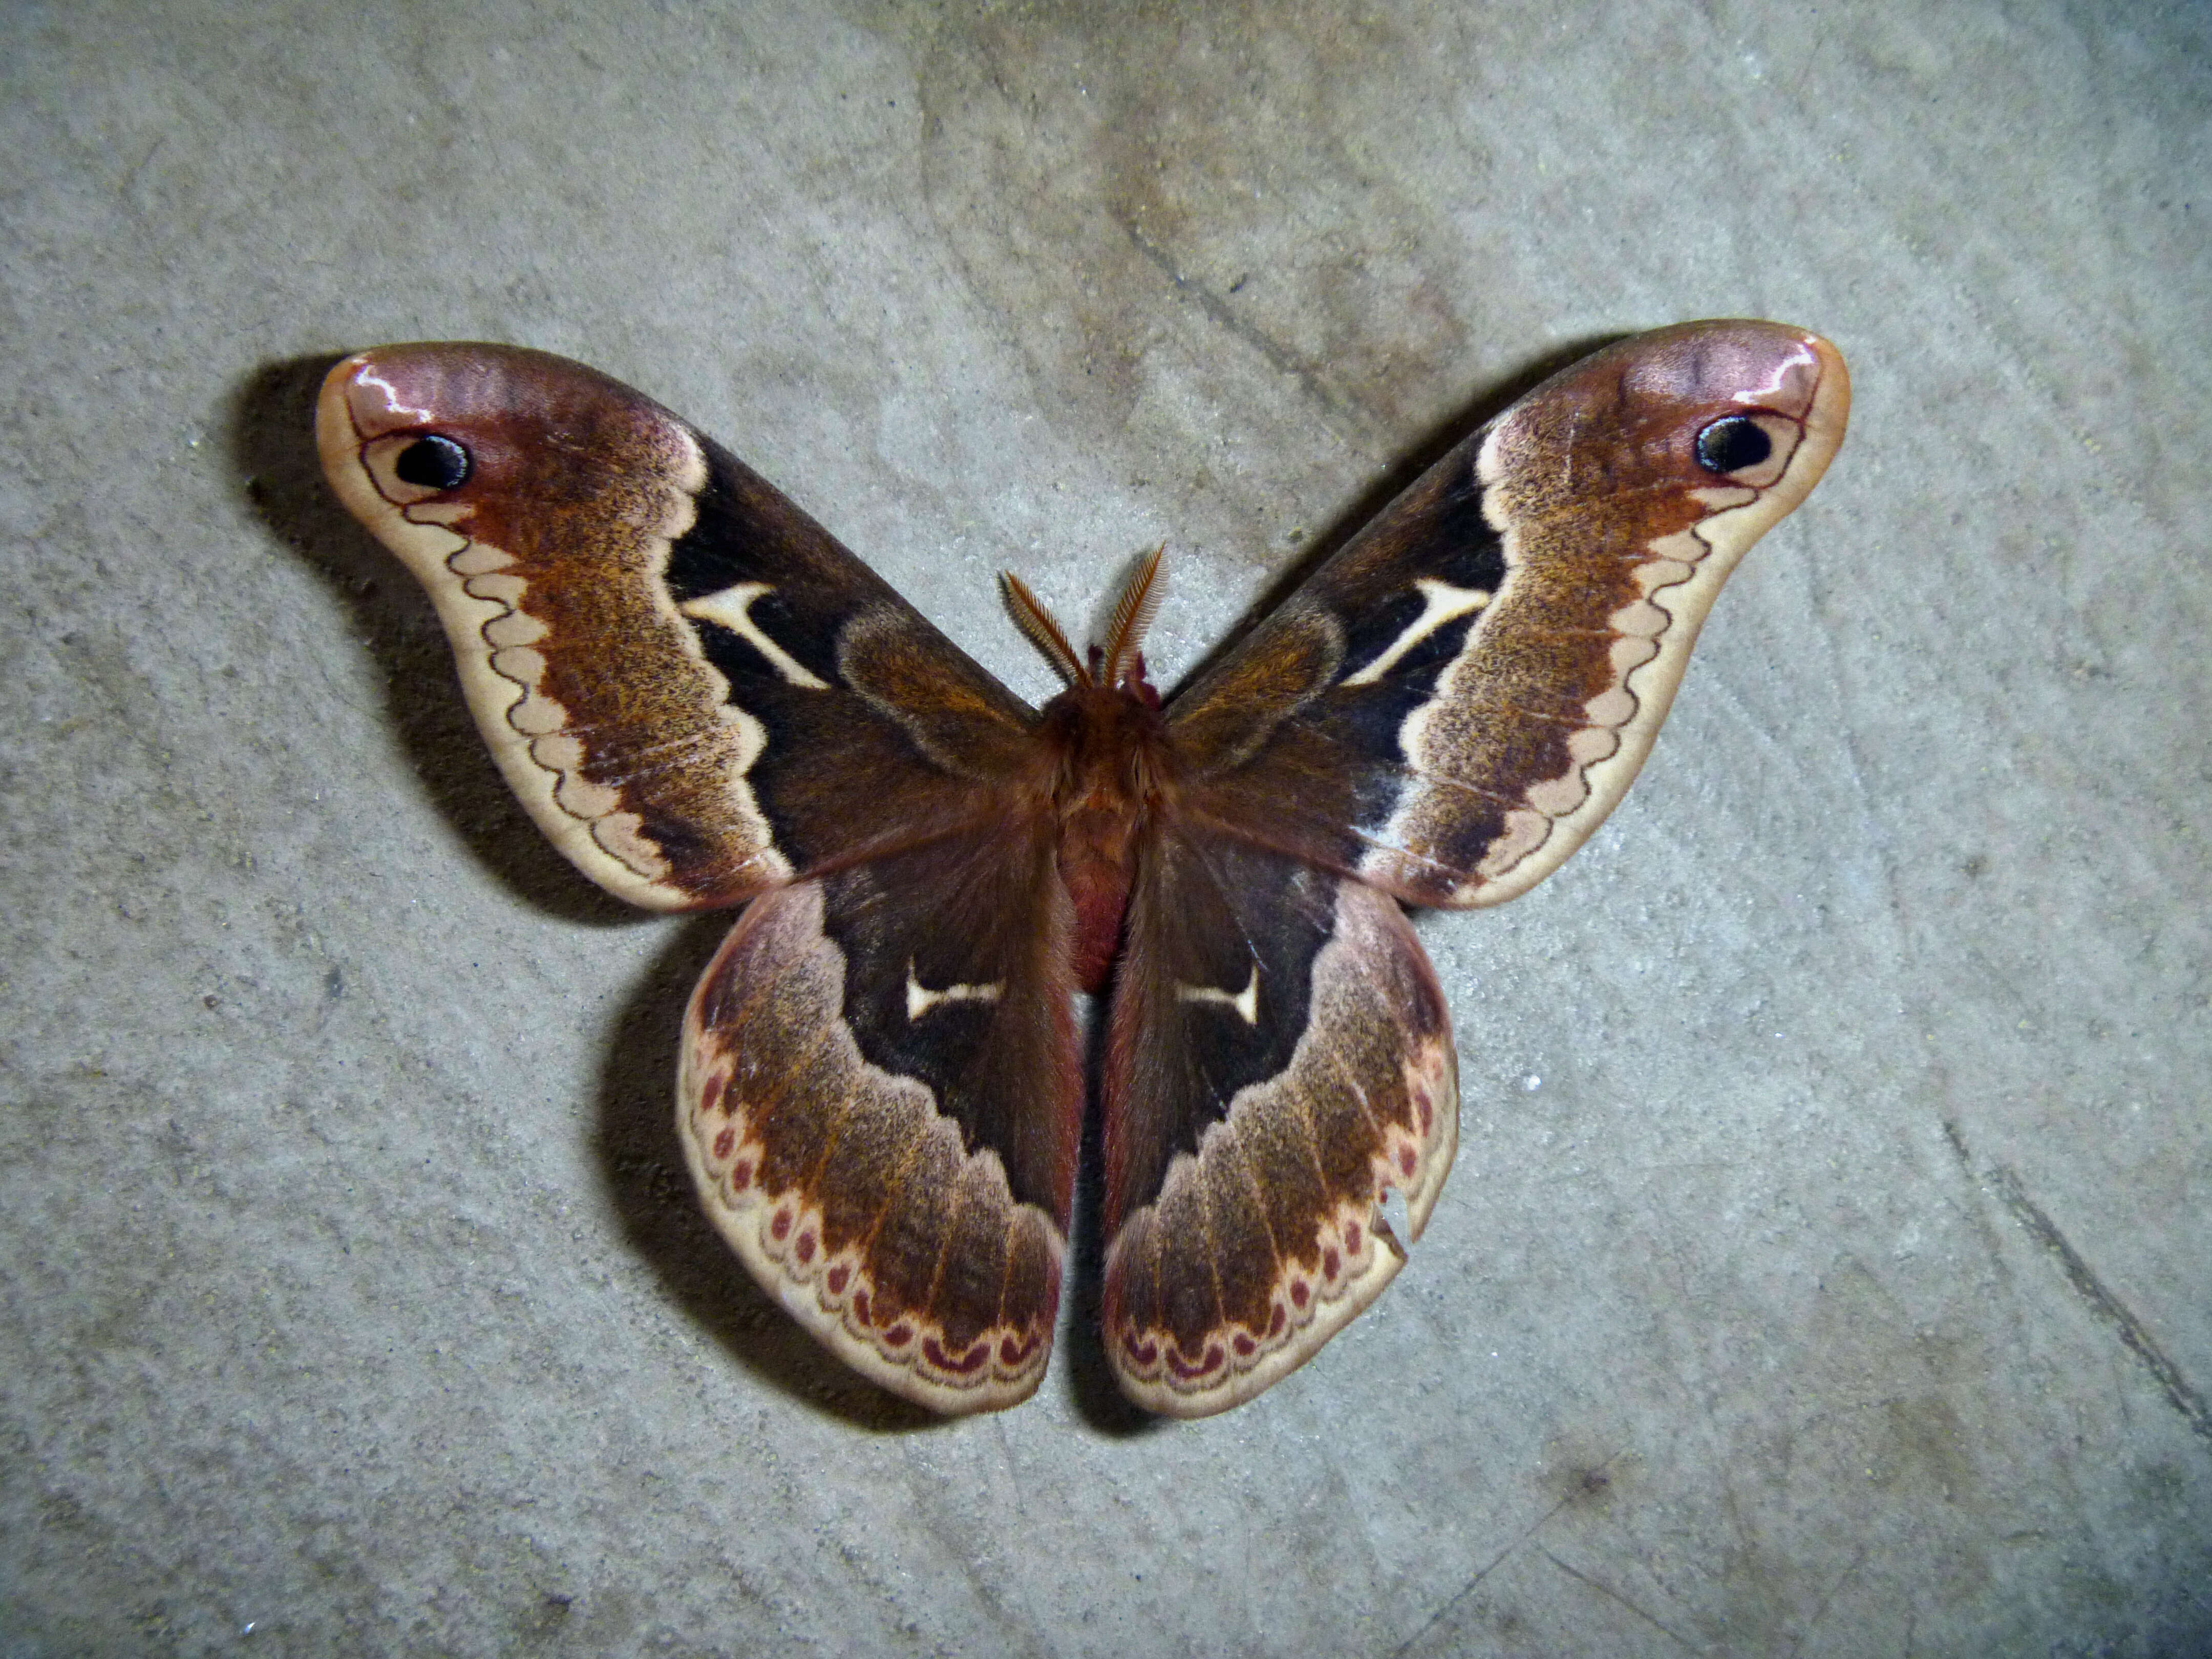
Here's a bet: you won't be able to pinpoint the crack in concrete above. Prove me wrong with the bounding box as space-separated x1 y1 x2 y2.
1538 1548 1704 1652
1788 1547 1866 1658
1948 1120 2212 1447
1112 208 1374 441
1391 1450 1636 1656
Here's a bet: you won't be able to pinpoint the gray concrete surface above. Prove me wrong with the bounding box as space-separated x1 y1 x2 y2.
4 2 2208 1653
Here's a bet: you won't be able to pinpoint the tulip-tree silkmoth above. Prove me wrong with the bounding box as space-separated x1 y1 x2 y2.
316 321 1848 1416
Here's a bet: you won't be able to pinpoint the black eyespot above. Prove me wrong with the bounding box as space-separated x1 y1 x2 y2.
1695 415 1772 476
393 434 472 491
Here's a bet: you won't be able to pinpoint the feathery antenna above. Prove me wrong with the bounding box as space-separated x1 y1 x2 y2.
1100 545 1166 687
1002 572 1087 687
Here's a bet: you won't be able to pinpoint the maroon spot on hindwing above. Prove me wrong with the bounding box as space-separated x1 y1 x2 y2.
825 1265 850 1296
1121 1331 1159 1366
883 1323 914 1348
712 1126 735 1161
770 1208 794 1242
729 1157 755 1189
700 1071 728 1116
924 1336 989 1376
1168 1343 1225 1381
1345 1220 1363 1254
1415 1090 1434 1135
1290 1279 1311 1310
1266 1305 1286 1337
999 1330 1041 1366
851 1290 873 1325
1323 1247 1342 1281
795 1231 817 1265
1233 1332 1258 1357
1398 1146 1417 1177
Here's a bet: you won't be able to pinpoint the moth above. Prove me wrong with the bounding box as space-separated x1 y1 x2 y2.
316 321 1848 1417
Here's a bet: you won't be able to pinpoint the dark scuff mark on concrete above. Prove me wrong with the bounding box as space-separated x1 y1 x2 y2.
1114 205 1375 442
1948 1120 2212 1447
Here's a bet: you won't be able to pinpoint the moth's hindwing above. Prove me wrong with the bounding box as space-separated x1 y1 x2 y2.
1169 320 1850 909
1100 826 1458 1416
316 344 1036 912
678 818 1082 1415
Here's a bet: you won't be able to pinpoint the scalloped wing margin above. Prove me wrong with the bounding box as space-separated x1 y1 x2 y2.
678 817 1081 1415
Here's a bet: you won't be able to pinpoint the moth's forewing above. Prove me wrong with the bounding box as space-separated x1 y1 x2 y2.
316 345 1036 911
1169 321 1850 907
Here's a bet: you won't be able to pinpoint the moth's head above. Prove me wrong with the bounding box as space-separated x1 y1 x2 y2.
1480 319 1849 536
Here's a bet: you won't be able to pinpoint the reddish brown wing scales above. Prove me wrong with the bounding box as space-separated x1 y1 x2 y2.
1359 323 1849 905
1100 826 1457 1416
315 345 1036 912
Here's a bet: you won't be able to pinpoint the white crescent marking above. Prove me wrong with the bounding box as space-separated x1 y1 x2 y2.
1176 962 1261 1026
681 582 833 690
1341 578 1492 688
905 964 1005 1022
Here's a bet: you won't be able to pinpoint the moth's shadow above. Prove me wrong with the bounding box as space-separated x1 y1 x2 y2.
232 353 638 925
1061 996 1166 1436
230 334 1619 1435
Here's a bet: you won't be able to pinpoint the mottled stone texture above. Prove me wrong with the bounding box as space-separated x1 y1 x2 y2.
3 2 2207 1654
